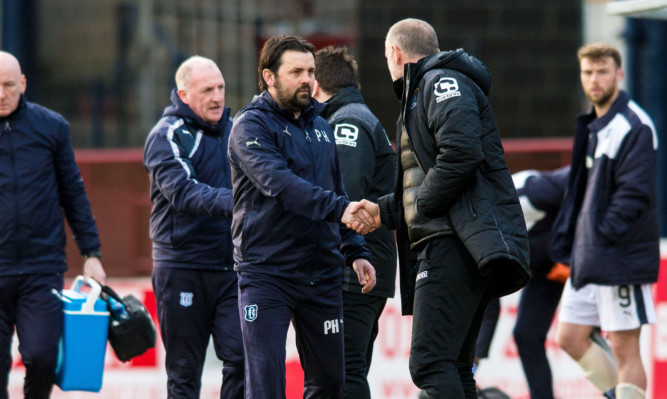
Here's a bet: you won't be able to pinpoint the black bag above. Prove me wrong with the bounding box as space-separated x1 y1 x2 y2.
478 387 511 399
101 285 156 362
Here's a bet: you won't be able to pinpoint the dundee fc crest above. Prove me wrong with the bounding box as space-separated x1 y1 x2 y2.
244 304 258 322
179 292 193 307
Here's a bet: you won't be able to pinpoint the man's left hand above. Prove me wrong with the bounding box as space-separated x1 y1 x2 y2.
352 258 376 294
84 257 107 285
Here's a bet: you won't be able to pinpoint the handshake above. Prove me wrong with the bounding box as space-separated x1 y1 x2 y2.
341 199 381 235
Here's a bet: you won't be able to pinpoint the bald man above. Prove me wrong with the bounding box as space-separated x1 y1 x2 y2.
143 56 244 399
0 51 107 399
352 19 529 398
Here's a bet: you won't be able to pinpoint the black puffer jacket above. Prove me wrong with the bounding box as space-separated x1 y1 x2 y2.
378 49 530 313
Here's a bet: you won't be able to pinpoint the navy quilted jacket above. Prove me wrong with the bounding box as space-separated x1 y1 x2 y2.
0 96 100 276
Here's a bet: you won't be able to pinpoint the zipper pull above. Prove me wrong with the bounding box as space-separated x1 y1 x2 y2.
305 130 311 143
3 121 9 132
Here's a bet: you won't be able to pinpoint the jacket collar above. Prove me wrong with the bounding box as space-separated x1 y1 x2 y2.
251 91 324 124
394 48 492 102
0 95 28 122
585 90 630 133
162 89 230 136
319 86 364 120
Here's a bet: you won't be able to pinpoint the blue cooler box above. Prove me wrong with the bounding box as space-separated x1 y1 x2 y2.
55 276 109 392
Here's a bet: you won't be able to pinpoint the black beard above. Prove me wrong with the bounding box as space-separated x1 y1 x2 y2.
592 91 614 109
275 80 311 113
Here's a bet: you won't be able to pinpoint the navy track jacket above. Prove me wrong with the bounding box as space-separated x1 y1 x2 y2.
549 91 659 288
144 89 234 268
228 91 370 285
0 96 100 276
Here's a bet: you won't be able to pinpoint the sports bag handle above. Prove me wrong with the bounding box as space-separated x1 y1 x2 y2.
100 284 123 302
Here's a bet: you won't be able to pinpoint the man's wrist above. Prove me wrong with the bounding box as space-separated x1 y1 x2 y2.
84 250 102 260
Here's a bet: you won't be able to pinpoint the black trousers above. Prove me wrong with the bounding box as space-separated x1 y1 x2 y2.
341 291 387 399
0 272 63 399
513 272 564 399
152 267 244 399
409 237 490 399
474 298 501 361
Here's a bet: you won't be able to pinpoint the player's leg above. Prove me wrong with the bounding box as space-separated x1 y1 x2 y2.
557 280 617 394
599 284 656 399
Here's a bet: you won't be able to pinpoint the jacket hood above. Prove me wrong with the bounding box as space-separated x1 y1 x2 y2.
237 91 324 124
163 89 231 136
394 49 492 99
420 49 492 94
320 86 364 120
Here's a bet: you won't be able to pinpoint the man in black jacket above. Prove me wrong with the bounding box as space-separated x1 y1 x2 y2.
313 46 396 399
144 56 243 399
351 19 529 398
0 51 107 399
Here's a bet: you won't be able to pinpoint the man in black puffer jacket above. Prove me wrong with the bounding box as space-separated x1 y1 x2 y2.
351 19 529 398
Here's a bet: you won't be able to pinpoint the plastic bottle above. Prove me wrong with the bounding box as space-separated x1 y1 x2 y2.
107 296 130 321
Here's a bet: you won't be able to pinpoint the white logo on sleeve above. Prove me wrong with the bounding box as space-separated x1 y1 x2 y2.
434 77 461 103
334 123 359 147
246 138 261 147
416 271 428 281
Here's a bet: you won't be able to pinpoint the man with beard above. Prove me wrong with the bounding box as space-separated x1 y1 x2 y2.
227 35 376 399
550 43 659 399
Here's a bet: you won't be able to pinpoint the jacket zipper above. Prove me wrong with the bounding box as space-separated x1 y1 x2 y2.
5 121 23 271
303 121 317 283
401 64 428 175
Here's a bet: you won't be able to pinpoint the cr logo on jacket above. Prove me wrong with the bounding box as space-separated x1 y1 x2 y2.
434 77 461 103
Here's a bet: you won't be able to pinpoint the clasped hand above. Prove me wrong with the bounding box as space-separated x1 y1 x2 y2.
341 200 382 235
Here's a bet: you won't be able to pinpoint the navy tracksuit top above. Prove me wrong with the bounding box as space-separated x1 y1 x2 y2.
228 91 370 285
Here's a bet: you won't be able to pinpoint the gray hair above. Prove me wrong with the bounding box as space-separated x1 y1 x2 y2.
175 55 219 90
386 18 439 58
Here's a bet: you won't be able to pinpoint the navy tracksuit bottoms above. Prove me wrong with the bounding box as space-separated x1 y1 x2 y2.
341 292 386 399
153 267 244 399
0 272 63 399
237 272 344 399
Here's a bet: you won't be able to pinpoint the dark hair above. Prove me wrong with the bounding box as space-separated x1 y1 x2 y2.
314 46 359 94
577 43 622 69
257 35 315 92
